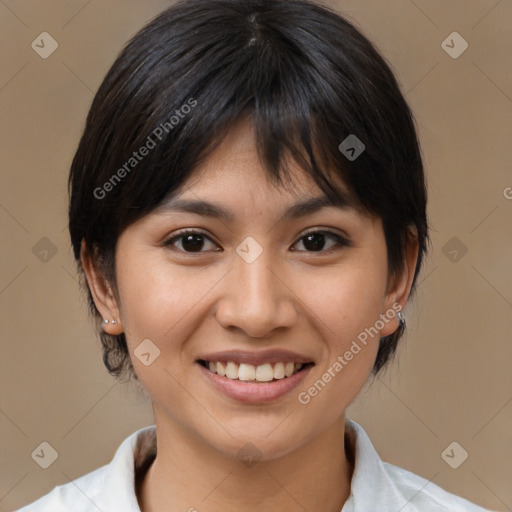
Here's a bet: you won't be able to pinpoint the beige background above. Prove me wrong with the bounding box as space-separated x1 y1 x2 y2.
1 0 511 510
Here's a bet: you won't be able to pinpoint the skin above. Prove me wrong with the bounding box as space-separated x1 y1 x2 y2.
82 119 418 512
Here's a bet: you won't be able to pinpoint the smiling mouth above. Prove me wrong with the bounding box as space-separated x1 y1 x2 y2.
198 360 314 382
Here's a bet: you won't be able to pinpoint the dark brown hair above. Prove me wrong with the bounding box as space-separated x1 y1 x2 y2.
68 0 429 381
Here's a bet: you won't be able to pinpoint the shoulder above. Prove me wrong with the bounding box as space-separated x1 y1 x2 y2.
382 461 494 511
13 465 109 512
344 419 495 512
13 425 156 512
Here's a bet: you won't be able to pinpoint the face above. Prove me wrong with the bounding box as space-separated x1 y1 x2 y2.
87 120 413 461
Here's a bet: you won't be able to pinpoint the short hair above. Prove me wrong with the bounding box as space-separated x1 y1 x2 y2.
68 0 429 381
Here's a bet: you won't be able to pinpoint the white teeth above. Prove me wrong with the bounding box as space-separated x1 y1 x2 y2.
216 361 226 377
225 361 239 379
255 363 274 382
273 362 285 379
238 363 256 381
204 360 307 381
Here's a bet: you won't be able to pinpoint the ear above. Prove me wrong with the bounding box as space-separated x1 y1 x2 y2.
380 228 419 337
80 239 123 336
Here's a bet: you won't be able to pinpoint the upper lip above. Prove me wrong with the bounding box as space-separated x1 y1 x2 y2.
197 349 314 366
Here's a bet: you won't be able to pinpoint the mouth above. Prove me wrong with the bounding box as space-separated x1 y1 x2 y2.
196 356 315 403
198 359 314 383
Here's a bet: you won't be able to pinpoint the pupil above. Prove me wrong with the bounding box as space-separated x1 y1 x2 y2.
183 234 204 252
304 233 325 251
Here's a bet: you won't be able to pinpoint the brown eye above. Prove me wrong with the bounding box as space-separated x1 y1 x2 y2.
292 231 350 253
164 230 218 253
164 229 349 254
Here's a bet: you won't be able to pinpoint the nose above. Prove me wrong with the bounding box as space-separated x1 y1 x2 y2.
214 249 298 338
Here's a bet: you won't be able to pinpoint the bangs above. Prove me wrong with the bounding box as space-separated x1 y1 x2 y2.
75 0 409 254
68 0 428 378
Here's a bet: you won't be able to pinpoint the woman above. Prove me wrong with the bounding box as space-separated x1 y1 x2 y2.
17 0 494 510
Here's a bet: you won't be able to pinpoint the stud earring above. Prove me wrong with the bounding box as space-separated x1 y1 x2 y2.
103 319 109 324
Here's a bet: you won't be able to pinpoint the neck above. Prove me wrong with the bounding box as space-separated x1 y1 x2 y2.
138 406 354 512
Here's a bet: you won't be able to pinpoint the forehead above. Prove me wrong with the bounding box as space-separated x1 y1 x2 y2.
184 119 312 191
157 119 358 215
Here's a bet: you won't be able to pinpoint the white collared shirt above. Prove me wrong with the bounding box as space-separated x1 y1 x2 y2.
15 419 494 511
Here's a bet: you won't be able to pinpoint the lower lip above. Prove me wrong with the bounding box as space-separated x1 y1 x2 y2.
197 362 313 404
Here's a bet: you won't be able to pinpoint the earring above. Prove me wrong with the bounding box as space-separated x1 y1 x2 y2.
103 319 109 324
397 311 405 326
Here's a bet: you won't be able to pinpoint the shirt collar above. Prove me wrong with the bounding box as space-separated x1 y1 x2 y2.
96 425 156 511
342 418 412 511
93 419 411 512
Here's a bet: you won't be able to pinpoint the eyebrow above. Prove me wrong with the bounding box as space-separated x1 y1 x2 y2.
155 193 355 223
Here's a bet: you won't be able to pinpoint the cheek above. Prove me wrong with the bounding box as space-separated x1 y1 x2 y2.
115 251 225 363
113 254 202 393
298 258 388 346
291 255 388 410
115 259 172 340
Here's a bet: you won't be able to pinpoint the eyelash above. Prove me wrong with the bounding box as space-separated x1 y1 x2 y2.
163 228 350 254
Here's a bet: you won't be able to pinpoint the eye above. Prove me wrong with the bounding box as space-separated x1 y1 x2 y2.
292 230 350 253
164 228 349 254
163 229 219 253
